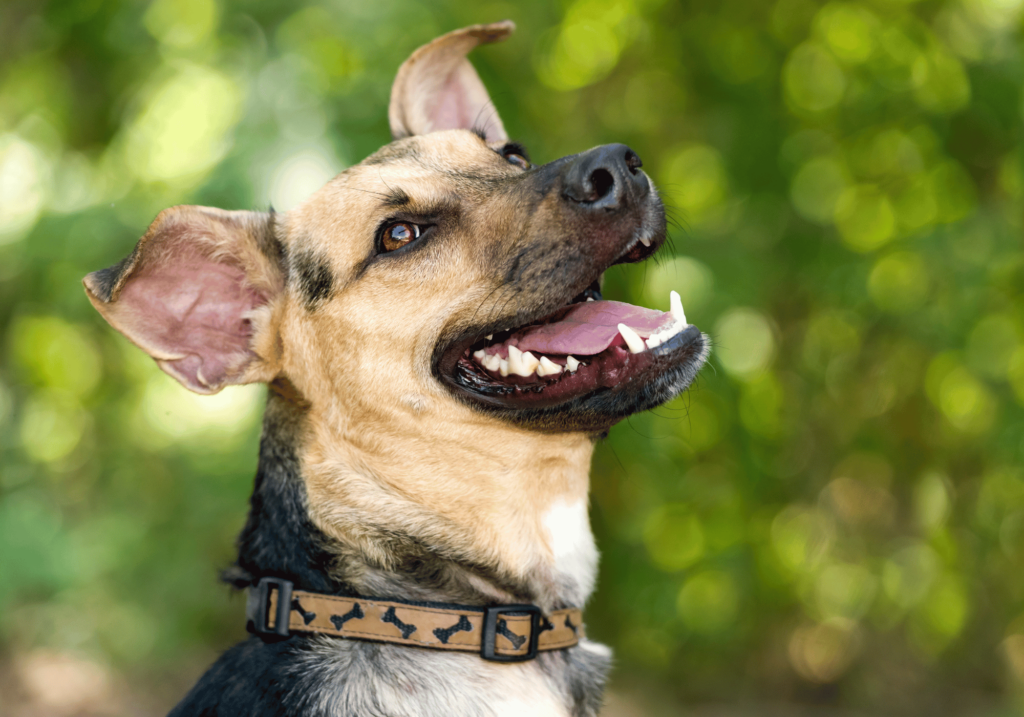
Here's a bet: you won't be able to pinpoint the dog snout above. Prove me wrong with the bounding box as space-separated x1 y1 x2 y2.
561 144 649 211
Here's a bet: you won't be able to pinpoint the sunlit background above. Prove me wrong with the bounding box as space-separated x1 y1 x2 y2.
1 0 1022 714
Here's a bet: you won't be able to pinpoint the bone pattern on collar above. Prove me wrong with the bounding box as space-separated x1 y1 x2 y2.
266 589 584 657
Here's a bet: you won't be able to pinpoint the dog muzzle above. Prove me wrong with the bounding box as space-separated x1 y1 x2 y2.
246 577 584 663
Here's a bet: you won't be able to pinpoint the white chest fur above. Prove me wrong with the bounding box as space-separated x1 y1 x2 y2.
542 498 598 602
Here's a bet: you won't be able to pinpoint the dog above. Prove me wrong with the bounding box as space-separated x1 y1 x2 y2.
83 21 708 717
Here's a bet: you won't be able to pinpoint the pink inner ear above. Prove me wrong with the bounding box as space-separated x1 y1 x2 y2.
428 64 503 142
433 70 477 134
117 248 264 392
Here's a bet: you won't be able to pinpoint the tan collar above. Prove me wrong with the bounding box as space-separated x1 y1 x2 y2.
246 578 584 663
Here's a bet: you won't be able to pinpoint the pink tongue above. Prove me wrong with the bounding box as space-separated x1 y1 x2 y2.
515 300 673 356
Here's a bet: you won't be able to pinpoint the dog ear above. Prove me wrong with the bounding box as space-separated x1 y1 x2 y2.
83 206 285 395
389 20 514 142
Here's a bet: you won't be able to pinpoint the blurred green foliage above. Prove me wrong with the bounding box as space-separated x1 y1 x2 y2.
0 0 1022 713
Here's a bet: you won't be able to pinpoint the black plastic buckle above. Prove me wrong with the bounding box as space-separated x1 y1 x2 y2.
246 577 293 639
481 604 542 662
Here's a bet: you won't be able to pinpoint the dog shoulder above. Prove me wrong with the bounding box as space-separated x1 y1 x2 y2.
167 638 323 717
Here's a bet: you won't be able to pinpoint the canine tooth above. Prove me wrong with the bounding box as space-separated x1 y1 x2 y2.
566 355 580 372
508 345 534 376
499 358 510 376
485 334 493 340
537 356 562 376
639 234 651 247
521 351 540 374
617 323 646 354
507 345 523 373
670 290 687 325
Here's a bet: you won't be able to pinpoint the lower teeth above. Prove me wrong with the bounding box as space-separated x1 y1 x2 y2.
466 289 690 380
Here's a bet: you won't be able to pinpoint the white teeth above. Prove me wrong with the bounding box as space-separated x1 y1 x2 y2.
537 356 562 376
521 351 540 375
670 290 687 326
507 345 525 375
586 297 594 302
639 234 651 247
507 345 539 376
478 289 687 378
645 291 691 349
506 345 540 376
617 323 646 354
485 334 493 340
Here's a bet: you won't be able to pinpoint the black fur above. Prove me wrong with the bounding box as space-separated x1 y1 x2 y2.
293 251 335 310
86 254 135 302
225 388 342 594
169 637 320 716
256 210 285 268
381 187 412 208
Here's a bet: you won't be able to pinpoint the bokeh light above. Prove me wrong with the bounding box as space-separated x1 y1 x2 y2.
714 308 776 380
1 0 1022 714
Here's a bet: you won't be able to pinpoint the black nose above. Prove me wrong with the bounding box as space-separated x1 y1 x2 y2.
562 144 648 211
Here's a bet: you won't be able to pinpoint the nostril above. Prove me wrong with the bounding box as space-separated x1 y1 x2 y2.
590 168 614 200
624 149 642 175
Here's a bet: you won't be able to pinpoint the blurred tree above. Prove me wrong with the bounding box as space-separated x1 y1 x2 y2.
0 0 1022 714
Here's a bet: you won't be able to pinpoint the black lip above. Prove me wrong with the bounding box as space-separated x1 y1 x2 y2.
439 325 708 432
432 253 699 423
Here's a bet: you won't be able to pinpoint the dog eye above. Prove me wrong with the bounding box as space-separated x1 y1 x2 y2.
381 222 421 252
504 152 530 170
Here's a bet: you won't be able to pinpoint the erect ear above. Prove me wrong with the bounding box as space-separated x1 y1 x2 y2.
388 20 514 142
83 206 285 395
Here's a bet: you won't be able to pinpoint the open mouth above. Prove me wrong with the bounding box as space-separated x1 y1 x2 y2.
437 276 706 412
433 145 709 420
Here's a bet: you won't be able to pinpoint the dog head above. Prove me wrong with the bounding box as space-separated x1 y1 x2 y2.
84 21 708 437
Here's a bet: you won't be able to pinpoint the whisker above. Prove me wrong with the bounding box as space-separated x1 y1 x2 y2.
336 185 393 200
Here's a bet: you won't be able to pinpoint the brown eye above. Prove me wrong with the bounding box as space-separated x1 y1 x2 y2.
505 152 530 169
381 222 421 252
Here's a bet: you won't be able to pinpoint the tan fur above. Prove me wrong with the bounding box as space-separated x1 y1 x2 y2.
278 131 596 606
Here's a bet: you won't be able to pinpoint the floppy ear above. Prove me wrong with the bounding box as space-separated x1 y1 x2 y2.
83 206 285 394
389 20 514 142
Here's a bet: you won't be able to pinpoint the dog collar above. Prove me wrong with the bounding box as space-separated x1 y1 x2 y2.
246 577 584 663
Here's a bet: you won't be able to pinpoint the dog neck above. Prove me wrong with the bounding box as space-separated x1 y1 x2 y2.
231 381 599 611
